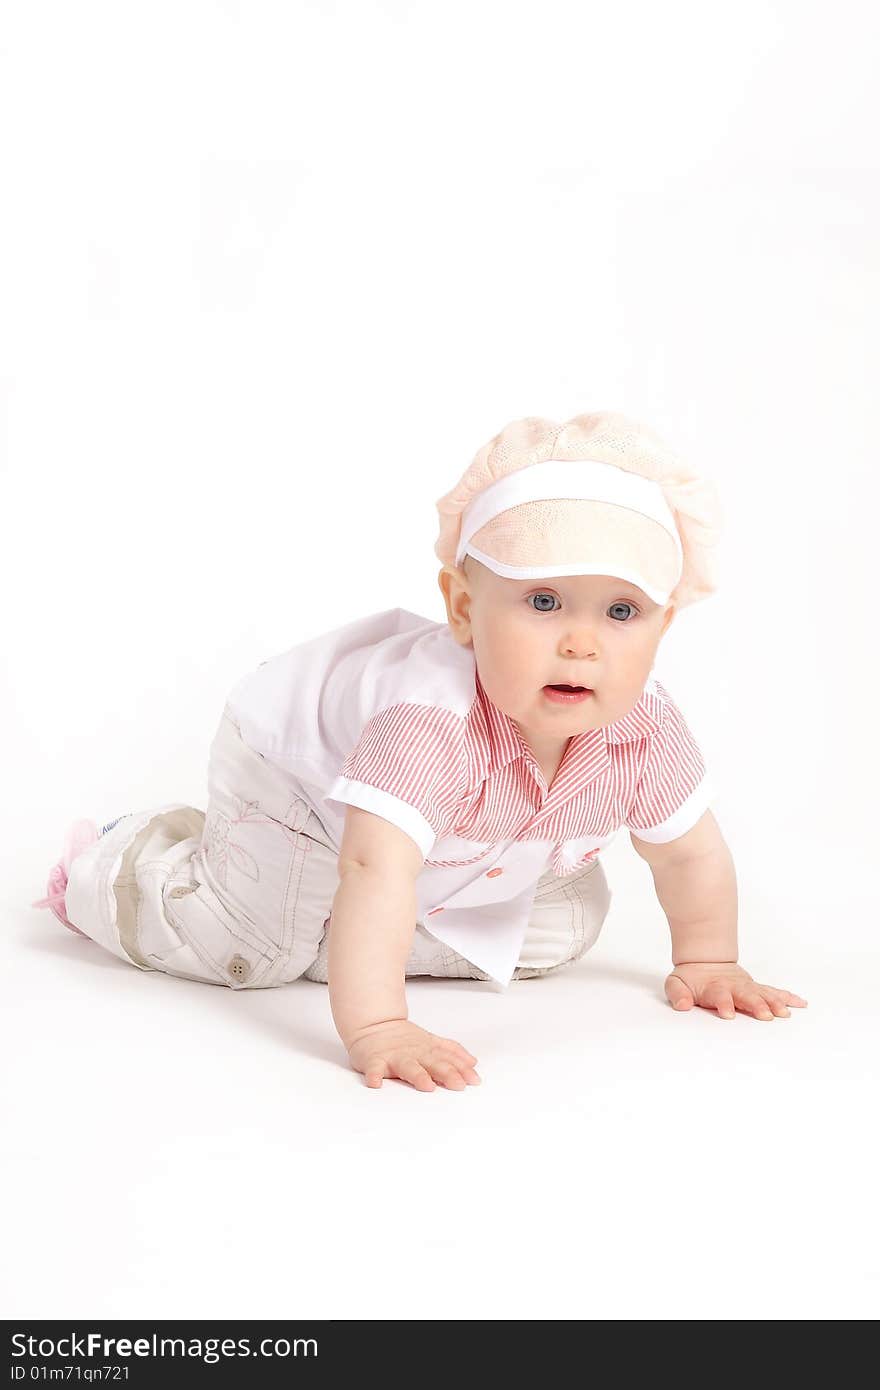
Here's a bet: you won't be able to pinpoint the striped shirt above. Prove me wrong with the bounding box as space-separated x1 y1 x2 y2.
227 607 714 880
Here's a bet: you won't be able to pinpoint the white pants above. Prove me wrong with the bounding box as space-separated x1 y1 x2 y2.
64 706 612 989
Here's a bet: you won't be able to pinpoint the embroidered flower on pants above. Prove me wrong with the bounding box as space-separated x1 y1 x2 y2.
204 797 308 890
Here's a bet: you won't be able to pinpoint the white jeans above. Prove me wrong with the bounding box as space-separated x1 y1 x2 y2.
64 707 612 989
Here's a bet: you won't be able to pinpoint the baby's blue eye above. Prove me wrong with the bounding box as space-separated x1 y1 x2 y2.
528 593 560 613
608 602 637 621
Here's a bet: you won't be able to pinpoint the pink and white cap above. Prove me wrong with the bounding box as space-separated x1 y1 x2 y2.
434 412 723 608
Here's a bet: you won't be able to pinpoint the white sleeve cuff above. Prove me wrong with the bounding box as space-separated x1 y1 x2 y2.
627 774 716 845
324 777 435 860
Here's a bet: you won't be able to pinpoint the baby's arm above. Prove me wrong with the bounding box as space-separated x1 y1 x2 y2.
631 811 808 1021
328 806 481 1091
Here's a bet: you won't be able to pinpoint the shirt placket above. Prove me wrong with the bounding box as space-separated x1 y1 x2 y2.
510 728 611 841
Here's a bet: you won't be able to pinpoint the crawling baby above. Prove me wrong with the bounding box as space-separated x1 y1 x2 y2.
32 411 806 1091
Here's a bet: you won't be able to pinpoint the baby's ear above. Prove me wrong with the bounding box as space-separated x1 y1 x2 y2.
660 603 676 635
437 562 469 595
437 564 457 612
438 564 474 645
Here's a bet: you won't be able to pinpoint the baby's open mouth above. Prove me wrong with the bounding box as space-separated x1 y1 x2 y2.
545 684 591 692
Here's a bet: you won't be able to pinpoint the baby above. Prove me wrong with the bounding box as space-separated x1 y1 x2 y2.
32 411 806 1092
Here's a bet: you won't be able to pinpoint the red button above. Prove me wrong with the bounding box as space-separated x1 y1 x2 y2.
486 868 503 878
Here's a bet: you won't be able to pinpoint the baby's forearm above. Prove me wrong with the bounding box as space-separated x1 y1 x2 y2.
651 844 738 964
327 866 416 1049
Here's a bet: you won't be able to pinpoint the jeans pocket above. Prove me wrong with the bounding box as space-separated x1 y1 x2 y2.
156 869 282 988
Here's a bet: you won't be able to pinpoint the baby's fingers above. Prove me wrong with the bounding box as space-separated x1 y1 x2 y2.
700 982 736 1020
439 1056 481 1089
732 987 775 1020
758 984 808 1009
395 1057 437 1092
438 1037 479 1066
760 990 791 1018
364 1060 388 1088
426 1057 468 1091
665 975 695 1011
362 1054 436 1091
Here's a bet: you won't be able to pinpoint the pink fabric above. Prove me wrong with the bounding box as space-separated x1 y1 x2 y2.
31 819 100 936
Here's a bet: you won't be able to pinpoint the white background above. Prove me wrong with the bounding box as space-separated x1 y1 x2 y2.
2 0 878 1321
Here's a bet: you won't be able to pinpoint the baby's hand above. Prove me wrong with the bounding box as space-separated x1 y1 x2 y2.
665 961 808 1020
346 1020 482 1091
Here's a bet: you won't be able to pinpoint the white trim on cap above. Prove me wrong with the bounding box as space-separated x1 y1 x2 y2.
462 543 674 605
454 457 684 576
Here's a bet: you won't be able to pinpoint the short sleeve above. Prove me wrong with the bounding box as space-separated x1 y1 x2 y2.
625 685 715 844
324 703 468 860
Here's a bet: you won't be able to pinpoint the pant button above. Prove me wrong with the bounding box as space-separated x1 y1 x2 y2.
168 883 200 898
228 955 250 983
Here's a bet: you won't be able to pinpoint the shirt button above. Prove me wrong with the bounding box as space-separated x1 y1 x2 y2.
486 868 503 878
228 955 251 983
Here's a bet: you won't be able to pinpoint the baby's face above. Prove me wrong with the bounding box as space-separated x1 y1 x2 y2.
439 556 676 741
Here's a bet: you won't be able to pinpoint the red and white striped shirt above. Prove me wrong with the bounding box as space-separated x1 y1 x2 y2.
227 607 714 880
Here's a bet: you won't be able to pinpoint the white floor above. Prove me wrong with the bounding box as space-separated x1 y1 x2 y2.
4 843 878 1322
